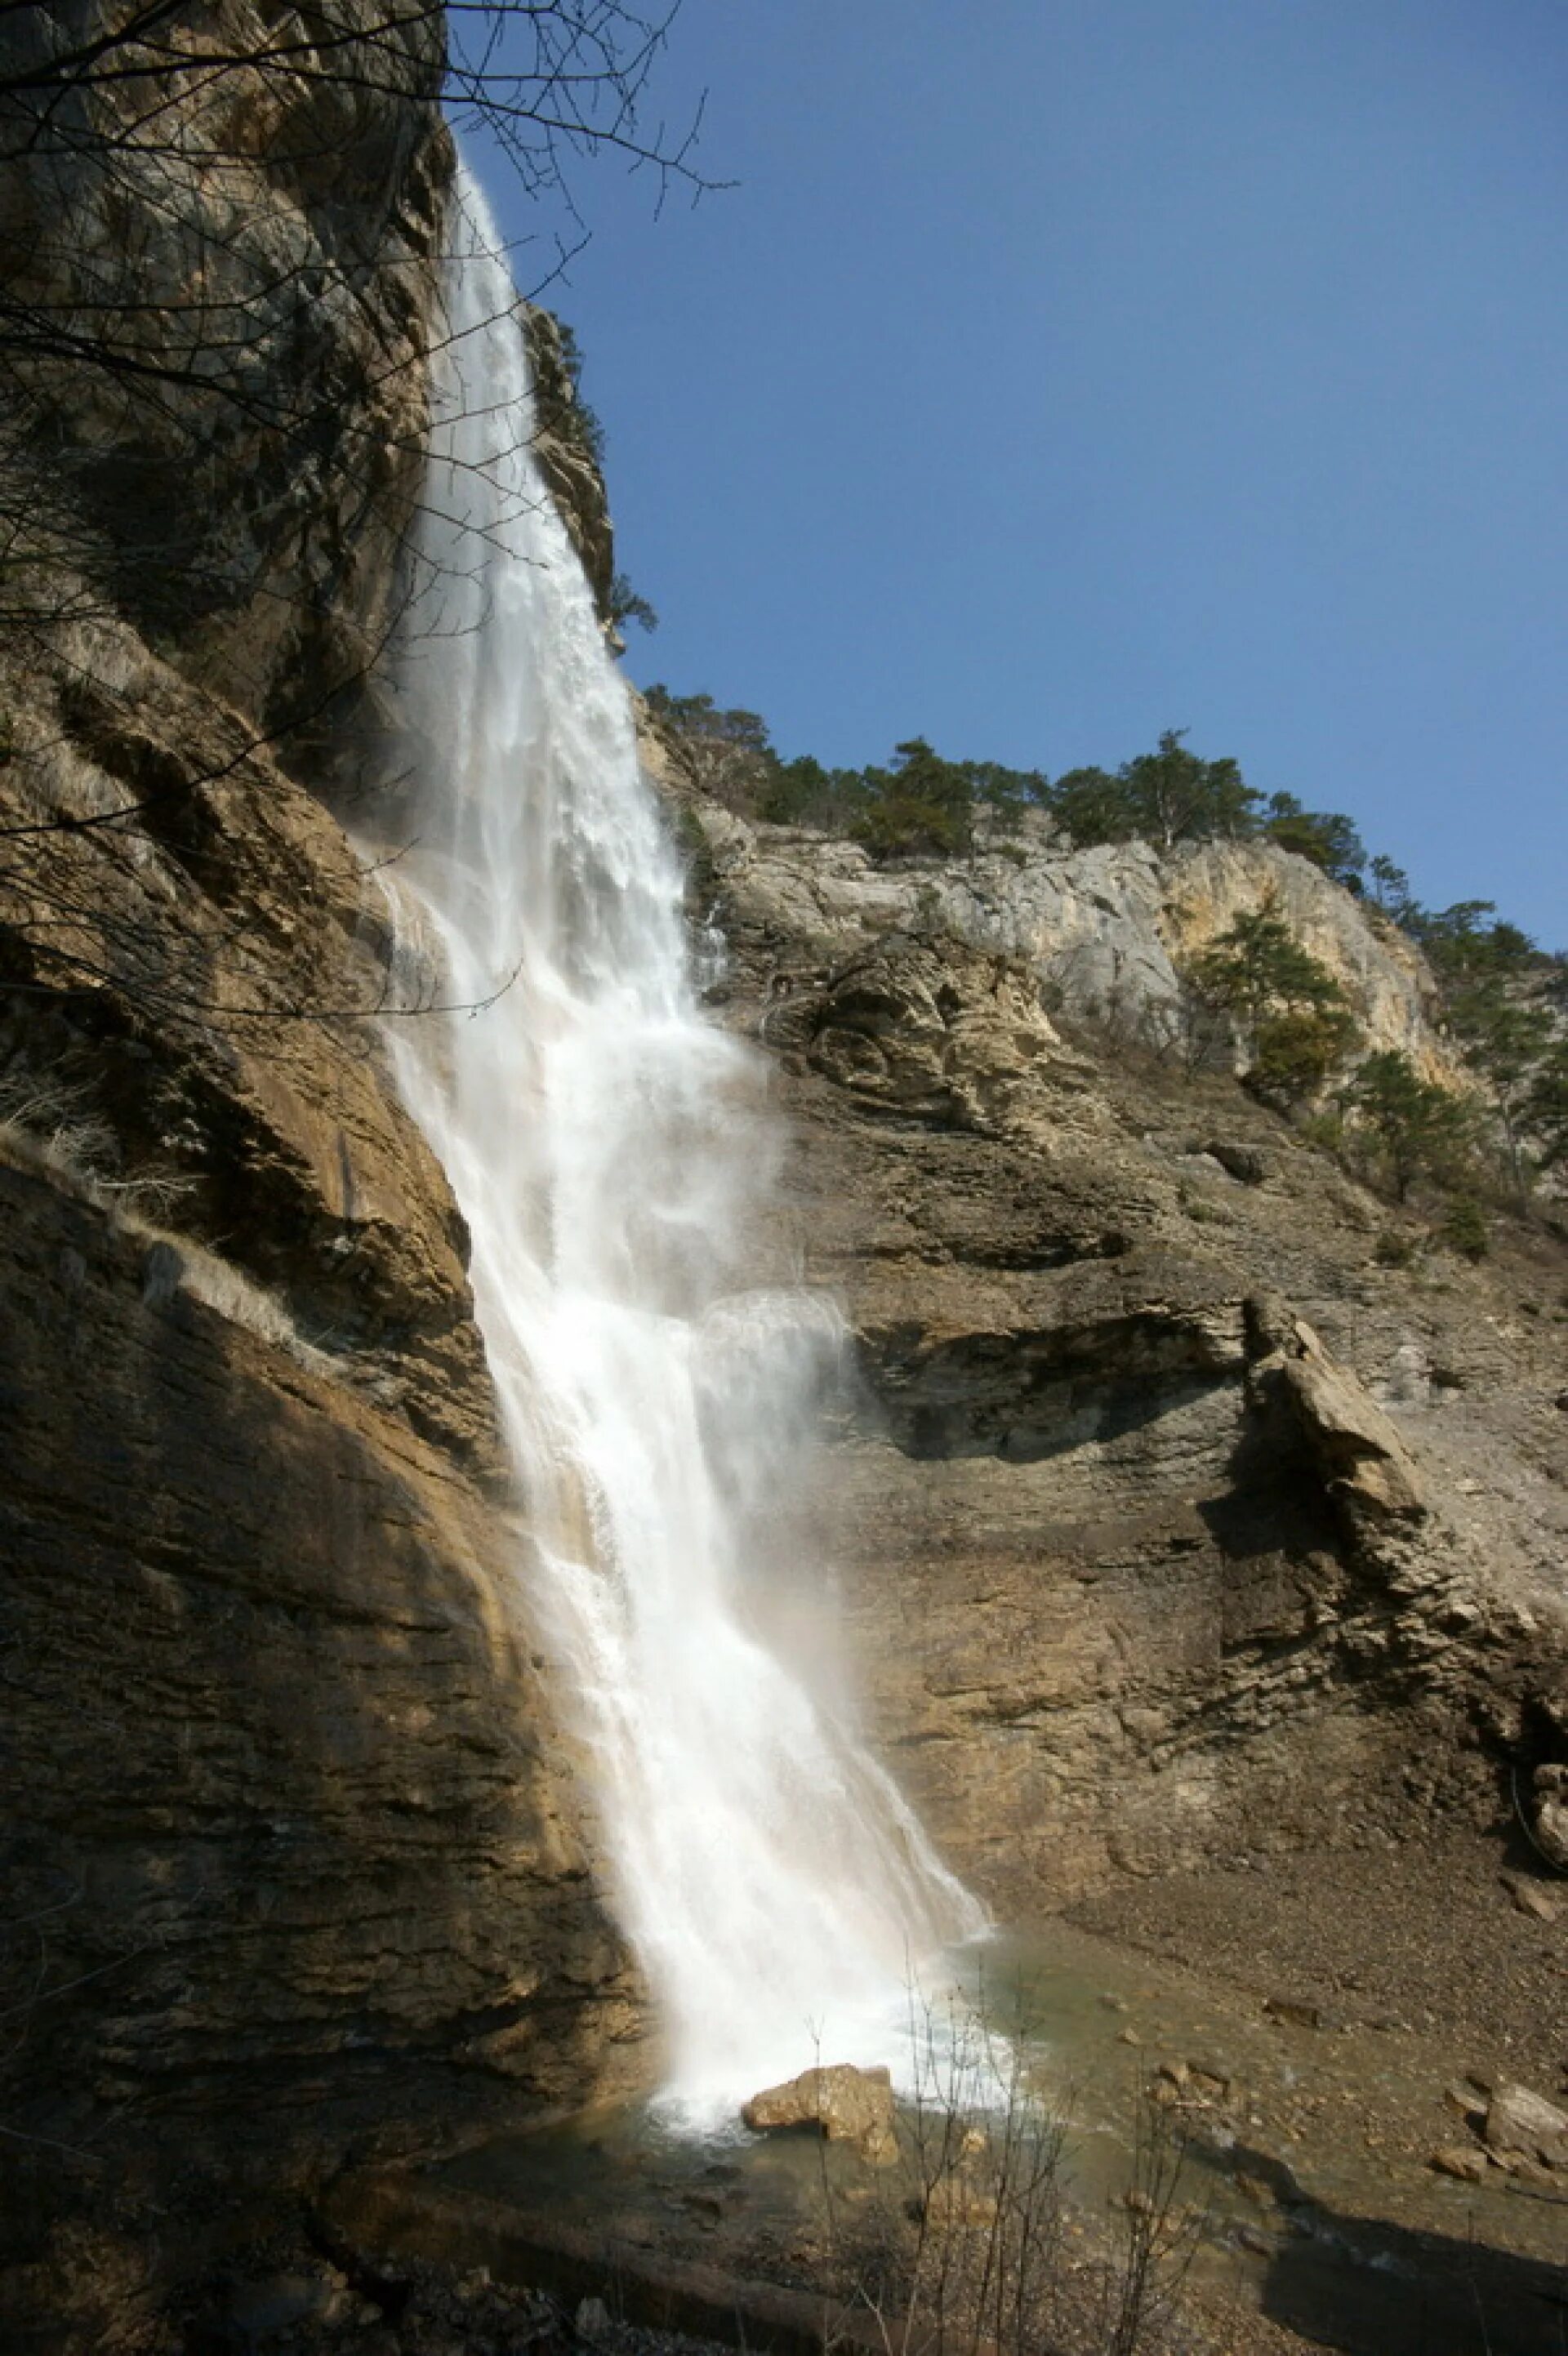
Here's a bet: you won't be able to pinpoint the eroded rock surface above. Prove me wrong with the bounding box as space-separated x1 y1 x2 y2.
656 738 1568 1913
0 1155 640 2144
683 786 1453 1073
0 17 642 2342
0 0 452 772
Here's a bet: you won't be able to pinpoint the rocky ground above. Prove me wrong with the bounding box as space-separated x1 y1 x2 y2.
87 2239 1303 2356
139 2164 1316 2356
162 1989 1561 2356
1071 1830 1566 2106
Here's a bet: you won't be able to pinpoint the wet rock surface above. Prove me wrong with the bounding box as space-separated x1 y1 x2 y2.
0 1153 644 2337
742 2064 898 2162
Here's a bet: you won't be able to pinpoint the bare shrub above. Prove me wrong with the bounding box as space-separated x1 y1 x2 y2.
811 1983 1204 2356
1089 2091 1205 2356
0 1059 193 1214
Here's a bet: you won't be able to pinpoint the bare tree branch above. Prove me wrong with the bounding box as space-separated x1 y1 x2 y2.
0 0 713 1058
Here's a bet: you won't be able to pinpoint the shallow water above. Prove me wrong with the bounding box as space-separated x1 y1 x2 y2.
429 1917 1567 2356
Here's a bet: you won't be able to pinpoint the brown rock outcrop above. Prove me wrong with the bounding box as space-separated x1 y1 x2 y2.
0 16 642 2341
0 1151 639 2142
743 2064 898 2162
668 765 1568 1913
0 0 452 771
1246 1306 1428 1526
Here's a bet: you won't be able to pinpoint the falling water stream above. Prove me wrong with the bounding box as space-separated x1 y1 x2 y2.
381 168 983 2120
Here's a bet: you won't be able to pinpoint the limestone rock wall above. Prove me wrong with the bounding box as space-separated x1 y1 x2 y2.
0 2 453 781
0 16 642 2336
672 772 1568 1915
0 1157 638 2247
684 794 1451 1076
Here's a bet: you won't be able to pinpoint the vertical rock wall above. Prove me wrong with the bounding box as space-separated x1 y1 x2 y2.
0 14 643 2339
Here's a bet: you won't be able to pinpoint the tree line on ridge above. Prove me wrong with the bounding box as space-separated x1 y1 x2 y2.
645 686 1568 1247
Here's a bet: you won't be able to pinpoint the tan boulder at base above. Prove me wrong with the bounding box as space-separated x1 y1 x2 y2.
742 2064 898 2162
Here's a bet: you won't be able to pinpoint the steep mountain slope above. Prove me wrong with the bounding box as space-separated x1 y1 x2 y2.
649 731 1568 1912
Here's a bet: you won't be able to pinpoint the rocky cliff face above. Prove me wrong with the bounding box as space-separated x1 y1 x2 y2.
0 16 640 2341
652 734 1568 1913
0 1 454 773
690 799 1452 1075
523 306 617 628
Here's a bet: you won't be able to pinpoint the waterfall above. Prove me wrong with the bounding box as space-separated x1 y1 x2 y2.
381 166 983 2120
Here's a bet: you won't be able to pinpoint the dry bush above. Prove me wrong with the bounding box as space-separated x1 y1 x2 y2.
813 1984 1204 2356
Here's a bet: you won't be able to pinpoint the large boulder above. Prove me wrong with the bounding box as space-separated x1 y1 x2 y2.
1249 1307 1427 1525
742 2064 898 2163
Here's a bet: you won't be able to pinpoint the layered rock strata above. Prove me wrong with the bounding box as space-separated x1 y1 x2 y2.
0 14 641 2340
652 734 1568 1913
2 13 1565 2337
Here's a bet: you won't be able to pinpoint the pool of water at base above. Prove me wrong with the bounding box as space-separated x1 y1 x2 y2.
430 1918 1567 2356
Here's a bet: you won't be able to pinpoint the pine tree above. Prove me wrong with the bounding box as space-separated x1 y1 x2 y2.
1181 896 1358 1101
1340 1053 1477 1202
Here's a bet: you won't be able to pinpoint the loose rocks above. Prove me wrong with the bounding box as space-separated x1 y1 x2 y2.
1484 2083 1568 2168
1428 2148 1489 2185
1499 1870 1559 1924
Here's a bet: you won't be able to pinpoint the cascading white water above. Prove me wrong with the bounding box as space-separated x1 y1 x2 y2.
382 167 984 2118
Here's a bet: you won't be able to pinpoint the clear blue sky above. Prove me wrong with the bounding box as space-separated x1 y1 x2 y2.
480 0 1566 946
